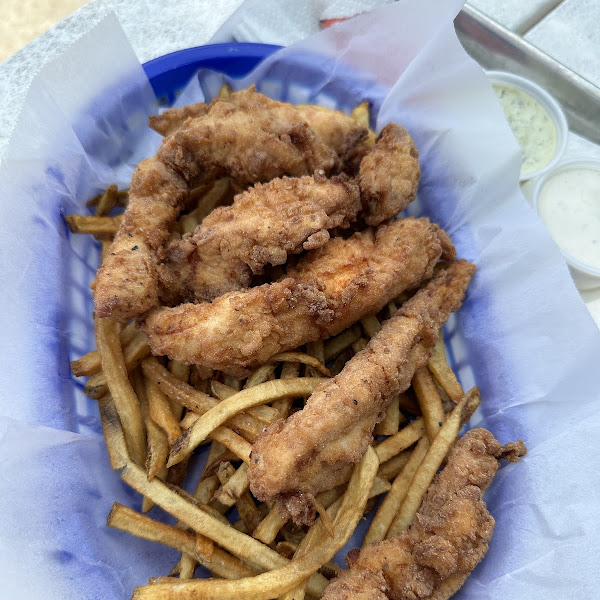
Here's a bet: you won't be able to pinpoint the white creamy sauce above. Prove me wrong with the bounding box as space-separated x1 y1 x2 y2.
493 83 557 176
538 168 600 269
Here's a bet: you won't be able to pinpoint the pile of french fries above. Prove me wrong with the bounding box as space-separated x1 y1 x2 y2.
68 97 481 600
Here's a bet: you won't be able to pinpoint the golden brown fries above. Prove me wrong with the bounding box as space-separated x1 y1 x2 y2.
66 93 487 600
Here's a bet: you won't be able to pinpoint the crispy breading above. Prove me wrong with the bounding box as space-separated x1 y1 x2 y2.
322 429 526 600
139 218 453 377
149 99 369 173
95 88 343 321
359 123 421 225
158 173 361 305
248 260 475 524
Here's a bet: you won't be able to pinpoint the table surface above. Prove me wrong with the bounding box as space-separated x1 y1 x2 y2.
1 0 599 325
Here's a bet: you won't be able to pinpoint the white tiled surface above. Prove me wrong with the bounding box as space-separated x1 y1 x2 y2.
526 0 600 88
467 0 562 35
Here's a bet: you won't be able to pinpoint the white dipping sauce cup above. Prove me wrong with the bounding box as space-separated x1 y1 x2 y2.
487 71 568 182
533 159 600 290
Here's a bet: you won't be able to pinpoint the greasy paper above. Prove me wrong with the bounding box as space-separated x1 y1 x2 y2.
0 1 599 598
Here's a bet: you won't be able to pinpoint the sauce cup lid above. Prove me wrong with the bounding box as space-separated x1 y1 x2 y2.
487 71 568 182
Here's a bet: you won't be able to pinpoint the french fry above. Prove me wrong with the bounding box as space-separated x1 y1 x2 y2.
412 367 445 441
377 449 412 481
351 337 368 353
253 503 286 544
65 214 122 235
427 333 464 403
108 503 257 579
397 390 421 415
360 315 381 338
84 332 150 399
195 474 220 505
70 321 137 377
142 357 264 442
213 462 250 507
270 352 330 376
212 381 279 426
97 394 129 470
373 395 403 436
219 83 233 98
375 418 425 463
96 317 146 466
146 379 181 446
121 462 329 597
236 491 263 535
94 184 119 216
168 378 325 467
323 325 361 362
363 436 429 545
177 412 253 463
180 178 233 234
131 447 378 600
245 363 277 388
386 387 481 537
86 185 128 208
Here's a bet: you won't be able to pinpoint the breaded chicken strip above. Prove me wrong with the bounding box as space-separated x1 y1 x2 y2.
95 88 342 321
158 173 361 305
322 429 526 600
149 99 369 173
140 218 454 376
248 260 475 524
359 123 421 225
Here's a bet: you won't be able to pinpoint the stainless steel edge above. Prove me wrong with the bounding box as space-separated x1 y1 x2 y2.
455 5 600 145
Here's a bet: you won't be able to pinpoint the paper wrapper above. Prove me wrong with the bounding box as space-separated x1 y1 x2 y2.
0 1 599 598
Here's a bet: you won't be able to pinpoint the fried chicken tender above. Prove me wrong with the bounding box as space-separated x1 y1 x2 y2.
149 99 369 173
158 173 361 305
140 217 454 377
359 123 421 226
322 429 526 600
248 260 475 525
95 88 344 321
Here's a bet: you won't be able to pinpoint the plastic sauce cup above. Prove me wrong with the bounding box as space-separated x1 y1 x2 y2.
533 159 600 290
487 71 568 182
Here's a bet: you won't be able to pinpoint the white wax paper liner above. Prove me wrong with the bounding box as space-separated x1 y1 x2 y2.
0 1 599 598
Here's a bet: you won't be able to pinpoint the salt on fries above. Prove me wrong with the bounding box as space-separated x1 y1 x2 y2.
68 94 478 599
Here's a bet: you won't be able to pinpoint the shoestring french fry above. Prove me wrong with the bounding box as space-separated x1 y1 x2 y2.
146 379 182 446
412 366 445 442
427 332 464 403
253 503 287 545
374 417 425 464
360 315 381 338
97 393 129 470
108 503 257 580
167 378 326 468
141 357 264 443
96 317 146 466
211 381 280 425
244 363 277 388
376 449 412 481
86 184 128 209
323 326 362 362
386 387 481 538
130 448 378 600
121 462 330 598
85 332 150 399
71 321 137 377
363 436 429 546
213 462 250 507
270 352 331 376
373 395 402 436
65 214 122 235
